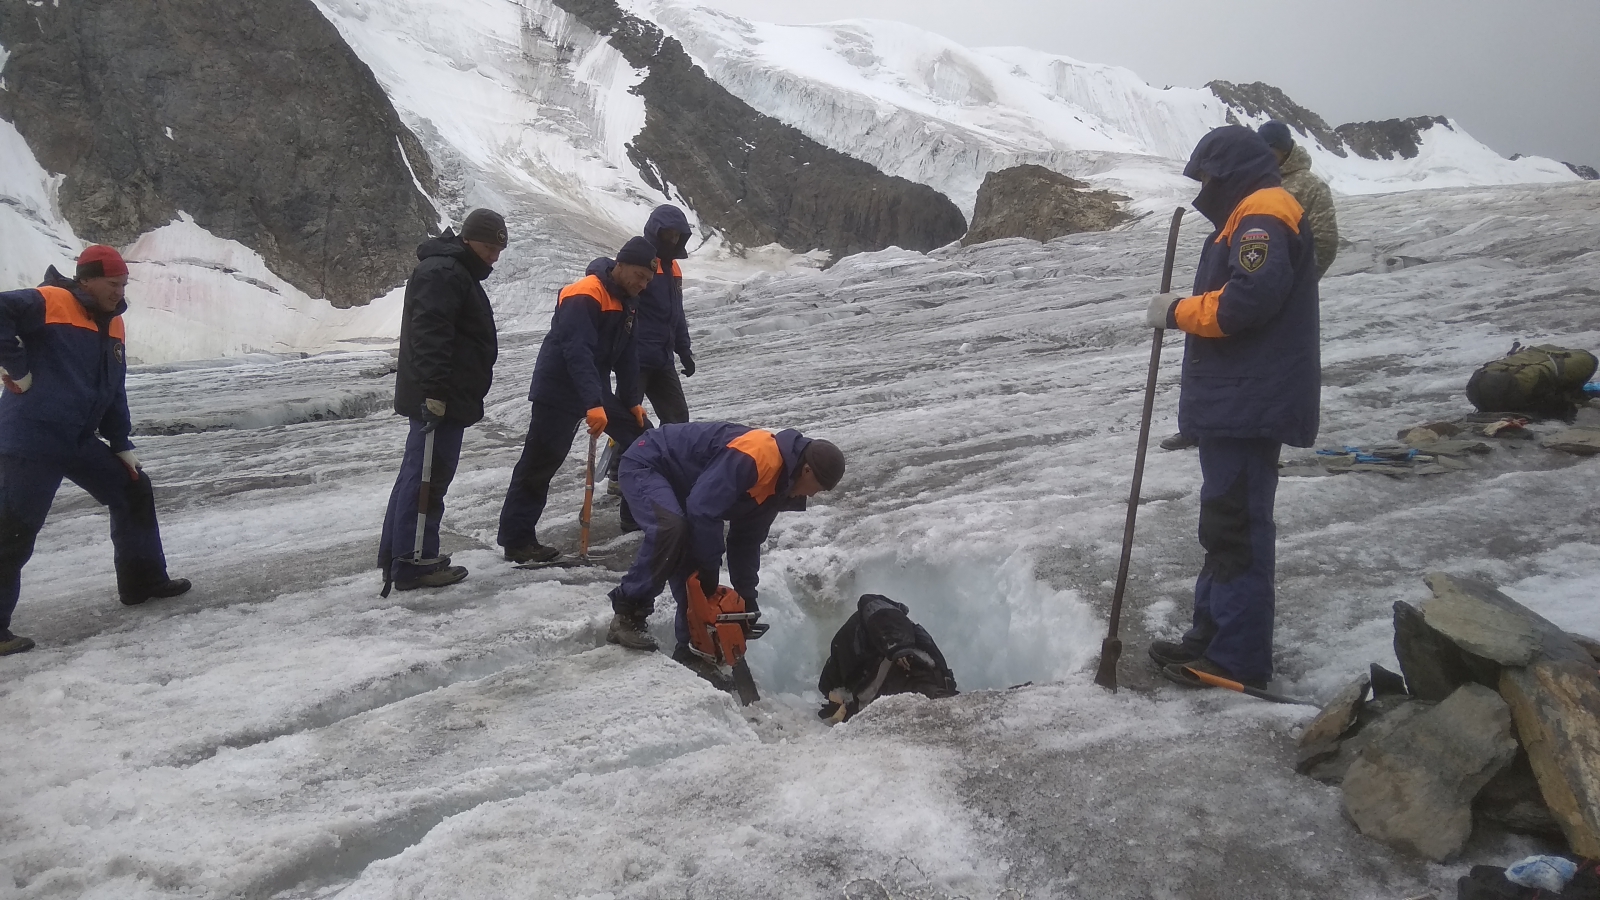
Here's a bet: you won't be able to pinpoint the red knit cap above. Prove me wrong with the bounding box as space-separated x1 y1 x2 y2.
77 245 129 280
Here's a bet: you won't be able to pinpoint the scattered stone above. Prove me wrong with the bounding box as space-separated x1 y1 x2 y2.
1396 421 1463 440
1570 633 1600 664
1401 427 1440 445
1474 751 1566 839
1426 440 1494 457
1499 660 1600 858
1422 580 1541 667
1370 663 1409 698
1302 696 1430 785
1296 675 1370 773
1342 684 1518 861
1542 427 1600 456
1423 574 1595 668
962 165 1130 246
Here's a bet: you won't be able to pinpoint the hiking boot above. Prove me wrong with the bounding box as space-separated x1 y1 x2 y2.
504 543 560 565
606 612 658 651
618 516 642 535
672 644 733 690
607 479 623 497
1147 639 1205 668
1161 657 1267 691
0 630 36 656
120 577 193 607
394 565 469 592
1159 432 1198 451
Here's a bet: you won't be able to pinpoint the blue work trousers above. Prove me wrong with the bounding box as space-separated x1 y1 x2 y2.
612 455 699 646
0 444 169 630
1182 436 1281 683
379 419 465 579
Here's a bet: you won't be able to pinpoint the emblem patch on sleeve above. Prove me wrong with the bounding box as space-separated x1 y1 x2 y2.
1238 228 1270 273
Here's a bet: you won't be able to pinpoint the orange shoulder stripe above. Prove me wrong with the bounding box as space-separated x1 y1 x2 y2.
653 260 683 278
40 286 124 341
557 274 622 313
1174 289 1227 338
1217 187 1304 242
727 429 782 504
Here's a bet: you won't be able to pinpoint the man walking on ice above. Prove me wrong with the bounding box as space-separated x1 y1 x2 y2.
1145 125 1321 691
0 245 191 655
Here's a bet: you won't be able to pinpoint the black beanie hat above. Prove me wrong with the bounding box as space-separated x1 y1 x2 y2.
615 236 658 269
802 439 845 490
460 208 508 248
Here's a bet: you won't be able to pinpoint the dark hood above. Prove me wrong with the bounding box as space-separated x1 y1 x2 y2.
1184 126 1282 227
643 204 692 261
42 265 126 319
858 593 911 618
417 228 492 281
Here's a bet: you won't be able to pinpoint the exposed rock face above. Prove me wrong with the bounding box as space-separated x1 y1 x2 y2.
0 0 438 306
1341 683 1518 861
1499 660 1600 857
546 0 967 259
961 165 1128 247
1208 81 1461 163
1336 117 1452 161
1563 162 1599 180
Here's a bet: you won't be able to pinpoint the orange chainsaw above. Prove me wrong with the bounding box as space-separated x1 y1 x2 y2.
686 573 763 705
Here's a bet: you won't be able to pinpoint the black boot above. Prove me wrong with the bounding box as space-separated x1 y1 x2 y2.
0 629 35 656
1159 432 1198 451
120 577 192 607
1161 657 1267 691
1147 639 1205 668
504 543 560 564
394 566 469 591
606 612 658 651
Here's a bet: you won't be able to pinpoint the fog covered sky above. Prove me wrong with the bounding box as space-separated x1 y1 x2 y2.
693 0 1599 169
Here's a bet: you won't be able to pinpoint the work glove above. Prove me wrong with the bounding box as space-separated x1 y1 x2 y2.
420 398 446 434
1147 293 1179 330
585 406 607 437
631 405 648 428
0 368 31 394
679 352 696 377
695 567 720 595
115 450 142 481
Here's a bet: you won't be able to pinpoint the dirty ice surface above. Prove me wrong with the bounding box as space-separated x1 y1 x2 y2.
3 181 1598 899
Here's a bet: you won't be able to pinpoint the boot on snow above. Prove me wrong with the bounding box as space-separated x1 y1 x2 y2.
1147 639 1205 668
504 543 560 565
606 613 658 651
1161 656 1267 691
0 630 36 656
672 644 733 691
120 577 192 607
394 566 469 592
1159 432 1198 451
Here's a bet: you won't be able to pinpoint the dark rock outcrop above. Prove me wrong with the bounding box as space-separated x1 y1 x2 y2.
1208 80 1347 158
1336 116 1452 161
547 0 967 258
1565 162 1599 180
0 0 438 306
960 165 1128 246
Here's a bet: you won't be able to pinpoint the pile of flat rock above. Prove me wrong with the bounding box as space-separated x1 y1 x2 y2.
1283 406 1600 478
1296 573 1600 862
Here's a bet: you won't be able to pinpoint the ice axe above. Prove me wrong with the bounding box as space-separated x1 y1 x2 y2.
1179 666 1319 706
1093 206 1184 692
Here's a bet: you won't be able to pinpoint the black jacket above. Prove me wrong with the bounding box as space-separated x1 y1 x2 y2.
394 231 499 426
818 594 957 721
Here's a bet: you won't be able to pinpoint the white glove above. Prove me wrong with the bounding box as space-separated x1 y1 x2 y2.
116 450 142 480
0 368 31 394
1147 293 1180 330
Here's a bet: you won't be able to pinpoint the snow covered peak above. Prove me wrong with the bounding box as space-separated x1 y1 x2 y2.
634 2 1577 216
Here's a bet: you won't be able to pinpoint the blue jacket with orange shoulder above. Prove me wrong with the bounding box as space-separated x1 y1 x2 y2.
635 205 693 371
527 258 642 416
1166 126 1321 447
0 267 134 460
624 421 811 601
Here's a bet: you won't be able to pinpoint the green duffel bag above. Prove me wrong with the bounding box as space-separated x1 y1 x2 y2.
1466 342 1598 416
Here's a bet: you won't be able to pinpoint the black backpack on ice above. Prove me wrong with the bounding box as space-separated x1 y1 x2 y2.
1466 342 1597 418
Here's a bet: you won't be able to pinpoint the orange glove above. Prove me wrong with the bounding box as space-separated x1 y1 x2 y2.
631 405 647 428
585 406 607 436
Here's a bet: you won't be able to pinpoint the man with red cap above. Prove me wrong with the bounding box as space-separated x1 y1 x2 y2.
0 245 190 655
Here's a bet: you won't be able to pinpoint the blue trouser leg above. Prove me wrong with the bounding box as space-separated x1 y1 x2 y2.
380 419 465 579
498 399 648 549
612 456 689 625
1183 436 1280 682
0 455 66 632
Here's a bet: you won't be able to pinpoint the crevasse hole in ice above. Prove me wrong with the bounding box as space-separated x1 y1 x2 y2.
744 550 1100 695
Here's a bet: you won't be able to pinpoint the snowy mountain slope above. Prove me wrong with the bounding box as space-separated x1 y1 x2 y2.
635 2 1579 217
3 179 1596 897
